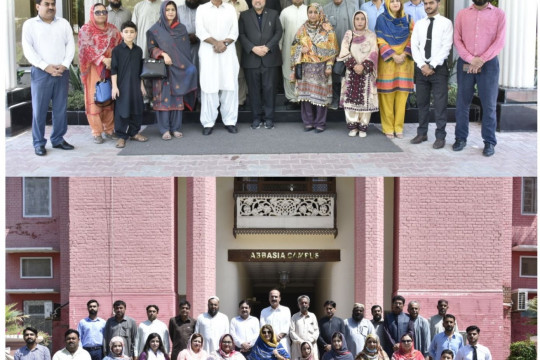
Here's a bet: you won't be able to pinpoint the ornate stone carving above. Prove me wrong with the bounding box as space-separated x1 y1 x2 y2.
238 195 333 217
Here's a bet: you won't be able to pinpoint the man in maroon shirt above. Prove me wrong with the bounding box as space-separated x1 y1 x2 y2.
453 0 506 157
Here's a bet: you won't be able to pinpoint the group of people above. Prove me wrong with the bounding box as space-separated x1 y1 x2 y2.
22 0 505 156
15 291 491 360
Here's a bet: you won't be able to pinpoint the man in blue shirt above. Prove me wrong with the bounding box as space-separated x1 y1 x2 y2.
403 0 426 23
14 327 51 360
428 314 463 360
77 299 106 360
360 0 384 31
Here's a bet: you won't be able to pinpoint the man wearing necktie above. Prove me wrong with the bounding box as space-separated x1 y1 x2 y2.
455 326 492 360
410 0 453 149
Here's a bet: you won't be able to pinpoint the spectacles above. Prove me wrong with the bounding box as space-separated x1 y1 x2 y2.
94 10 108 15
262 331 272 335
401 340 412 344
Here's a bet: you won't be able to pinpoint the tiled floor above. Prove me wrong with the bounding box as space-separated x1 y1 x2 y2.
6 122 537 177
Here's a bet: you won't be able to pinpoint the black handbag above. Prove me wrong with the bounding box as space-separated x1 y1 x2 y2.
141 58 167 79
333 35 353 77
295 64 302 80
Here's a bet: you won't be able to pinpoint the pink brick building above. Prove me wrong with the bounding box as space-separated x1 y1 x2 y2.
5 177 537 359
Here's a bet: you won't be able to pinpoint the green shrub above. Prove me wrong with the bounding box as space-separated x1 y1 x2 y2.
508 341 536 360
68 89 85 110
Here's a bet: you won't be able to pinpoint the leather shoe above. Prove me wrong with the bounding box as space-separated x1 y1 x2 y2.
225 125 238 134
35 146 47 156
433 138 446 149
410 134 427 144
52 140 75 150
452 139 467 151
202 127 213 135
483 142 495 157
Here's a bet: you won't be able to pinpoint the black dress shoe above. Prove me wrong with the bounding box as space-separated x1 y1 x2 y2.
225 125 238 134
202 127 213 135
52 140 75 150
314 128 325 133
452 139 467 151
483 142 495 157
410 134 427 144
35 146 47 156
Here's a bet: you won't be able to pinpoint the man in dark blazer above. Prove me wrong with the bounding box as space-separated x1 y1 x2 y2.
239 0 283 129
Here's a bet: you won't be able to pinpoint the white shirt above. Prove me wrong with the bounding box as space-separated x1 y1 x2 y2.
131 0 162 58
134 319 171 356
230 315 260 349
195 1 239 93
411 13 453 69
52 347 91 360
455 344 492 360
260 305 292 355
22 15 75 70
279 4 308 78
343 317 375 357
195 312 230 353
289 312 319 360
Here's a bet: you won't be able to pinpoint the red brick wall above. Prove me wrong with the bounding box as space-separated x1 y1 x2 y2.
512 178 537 247
394 177 513 360
354 177 385 307
186 177 217 316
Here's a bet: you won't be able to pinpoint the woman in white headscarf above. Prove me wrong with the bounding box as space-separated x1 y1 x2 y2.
104 336 131 360
336 10 379 138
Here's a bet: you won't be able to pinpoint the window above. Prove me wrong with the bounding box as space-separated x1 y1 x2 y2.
20 257 53 278
522 177 537 214
520 256 537 277
23 177 51 217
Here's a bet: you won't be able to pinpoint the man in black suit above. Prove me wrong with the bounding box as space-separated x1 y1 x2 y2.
239 0 283 129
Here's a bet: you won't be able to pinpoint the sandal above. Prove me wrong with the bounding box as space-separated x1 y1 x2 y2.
162 132 172 140
173 131 183 138
395 133 404 139
115 138 126 148
130 133 148 142
386 133 395 139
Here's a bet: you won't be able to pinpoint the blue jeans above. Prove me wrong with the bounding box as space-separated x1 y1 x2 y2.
455 57 499 145
31 66 69 148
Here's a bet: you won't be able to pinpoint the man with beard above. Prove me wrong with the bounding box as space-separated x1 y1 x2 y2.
429 299 458 340
453 0 506 157
383 295 413 356
107 0 132 31
195 296 230 353
14 327 51 360
169 300 197 360
52 330 92 360
230 300 260 355
178 0 202 92
318 300 345 355
260 289 292 355
290 295 319 360
343 303 374 356
427 315 463 360
370 305 388 356
104 300 138 358
407 301 430 358
134 305 170 359
77 300 106 360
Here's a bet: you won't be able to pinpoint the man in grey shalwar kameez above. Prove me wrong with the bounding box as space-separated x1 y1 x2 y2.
323 0 357 109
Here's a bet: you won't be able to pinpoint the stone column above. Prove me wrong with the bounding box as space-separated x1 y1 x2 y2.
499 0 538 88
186 177 217 316
354 177 385 307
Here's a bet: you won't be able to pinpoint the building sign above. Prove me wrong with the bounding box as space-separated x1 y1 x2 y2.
228 249 340 262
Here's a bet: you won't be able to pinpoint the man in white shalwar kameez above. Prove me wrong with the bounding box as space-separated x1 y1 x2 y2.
290 295 319 360
196 0 240 134
131 0 161 58
195 296 230 353
260 289 292 355
279 0 307 107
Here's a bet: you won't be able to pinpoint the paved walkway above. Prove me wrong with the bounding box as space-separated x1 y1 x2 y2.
6 123 537 177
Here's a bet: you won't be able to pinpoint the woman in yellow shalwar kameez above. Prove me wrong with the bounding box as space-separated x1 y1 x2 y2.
374 0 414 139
